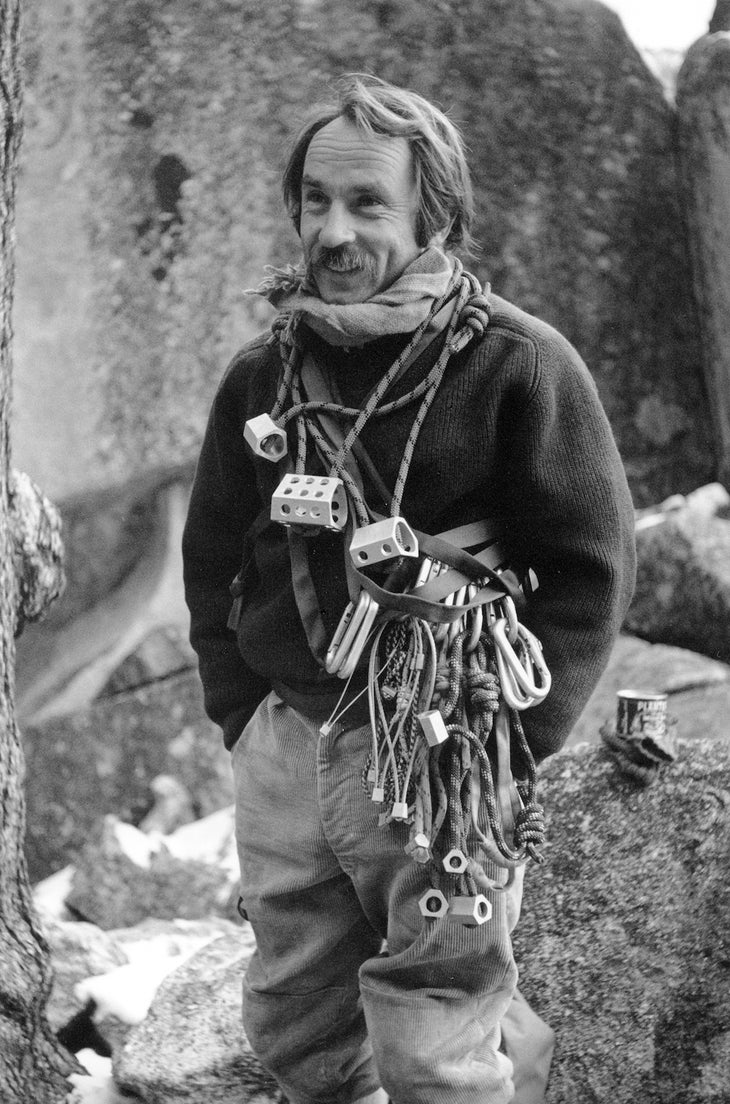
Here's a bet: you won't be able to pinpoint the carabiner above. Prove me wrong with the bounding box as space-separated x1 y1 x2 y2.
413 556 435 590
326 600 357 669
465 584 483 652
491 618 551 700
337 597 380 679
490 616 550 711
497 595 520 643
447 585 469 644
433 563 451 643
326 591 379 677
494 641 535 710
515 623 551 700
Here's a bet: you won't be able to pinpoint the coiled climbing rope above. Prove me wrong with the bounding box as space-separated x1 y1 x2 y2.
259 262 548 915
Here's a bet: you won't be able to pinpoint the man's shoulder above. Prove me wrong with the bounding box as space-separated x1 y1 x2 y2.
224 330 280 376
485 292 572 351
209 331 282 417
477 290 589 384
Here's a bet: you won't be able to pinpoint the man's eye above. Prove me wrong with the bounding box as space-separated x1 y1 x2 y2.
358 194 382 208
303 190 327 206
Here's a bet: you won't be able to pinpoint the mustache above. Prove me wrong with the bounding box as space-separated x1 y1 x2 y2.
312 245 376 273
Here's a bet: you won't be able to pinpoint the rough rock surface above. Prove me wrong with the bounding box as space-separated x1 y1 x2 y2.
516 738 730 1103
625 510 730 663
41 919 129 1034
94 918 246 1057
99 625 196 698
677 28 730 484
14 0 714 505
109 739 730 1104
66 816 238 930
113 933 285 1104
16 479 192 723
567 632 730 747
41 916 243 1060
21 671 232 883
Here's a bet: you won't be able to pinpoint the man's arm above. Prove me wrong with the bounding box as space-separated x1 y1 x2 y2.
499 329 636 764
182 357 271 749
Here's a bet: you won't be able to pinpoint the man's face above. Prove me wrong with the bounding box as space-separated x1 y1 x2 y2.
299 117 424 305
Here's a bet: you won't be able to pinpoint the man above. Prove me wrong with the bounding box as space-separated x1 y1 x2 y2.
183 74 635 1104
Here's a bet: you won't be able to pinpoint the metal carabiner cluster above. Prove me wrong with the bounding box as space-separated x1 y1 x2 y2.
415 559 483 652
488 597 551 710
325 590 380 679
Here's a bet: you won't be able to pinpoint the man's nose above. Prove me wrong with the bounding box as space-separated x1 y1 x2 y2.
318 202 356 248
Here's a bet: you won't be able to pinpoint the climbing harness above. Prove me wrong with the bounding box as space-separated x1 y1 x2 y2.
240 260 549 927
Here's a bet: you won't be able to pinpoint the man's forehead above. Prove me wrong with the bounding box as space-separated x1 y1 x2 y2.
303 117 415 186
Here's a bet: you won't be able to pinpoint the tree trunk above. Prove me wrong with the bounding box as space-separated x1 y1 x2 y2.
0 0 78 1098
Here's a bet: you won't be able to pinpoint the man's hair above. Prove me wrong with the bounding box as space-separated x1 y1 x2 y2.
282 74 476 255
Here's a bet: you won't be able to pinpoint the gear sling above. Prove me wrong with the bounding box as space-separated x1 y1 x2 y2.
233 260 551 928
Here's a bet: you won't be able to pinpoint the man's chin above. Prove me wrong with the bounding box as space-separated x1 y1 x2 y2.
320 289 368 305
314 268 374 305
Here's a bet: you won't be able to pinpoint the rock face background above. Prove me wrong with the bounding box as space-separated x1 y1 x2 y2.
677 26 730 486
513 740 730 1104
13 0 719 505
11 1 730 1101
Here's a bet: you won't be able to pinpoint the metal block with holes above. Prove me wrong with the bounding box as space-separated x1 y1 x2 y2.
243 414 288 461
418 709 450 747
442 848 469 875
349 517 418 567
271 474 347 531
418 888 449 919
448 894 492 927
405 831 431 864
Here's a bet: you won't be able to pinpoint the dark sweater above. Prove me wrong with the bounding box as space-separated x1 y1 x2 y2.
182 292 636 763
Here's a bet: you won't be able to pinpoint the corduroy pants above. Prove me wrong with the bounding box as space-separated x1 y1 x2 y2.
232 691 522 1104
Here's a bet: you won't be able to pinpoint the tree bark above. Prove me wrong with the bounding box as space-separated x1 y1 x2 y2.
0 0 78 1098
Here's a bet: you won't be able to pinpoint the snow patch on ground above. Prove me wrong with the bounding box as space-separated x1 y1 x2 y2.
76 931 222 1025
36 804 242 1103
67 1055 126 1104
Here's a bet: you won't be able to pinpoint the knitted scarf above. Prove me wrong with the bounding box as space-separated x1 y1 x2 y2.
247 246 456 347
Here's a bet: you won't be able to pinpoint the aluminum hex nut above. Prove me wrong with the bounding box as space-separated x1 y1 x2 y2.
243 414 288 461
442 848 469 874
418 888 449 919
349 517 418 567
448 894 493 927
